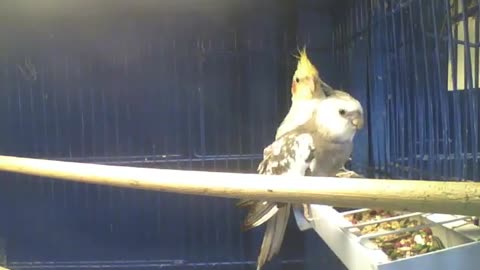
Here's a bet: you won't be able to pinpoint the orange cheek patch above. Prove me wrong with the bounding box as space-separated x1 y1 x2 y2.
291 82 296 94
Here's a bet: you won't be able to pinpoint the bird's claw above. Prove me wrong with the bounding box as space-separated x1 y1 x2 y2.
336 169 362 178
303 204 314 221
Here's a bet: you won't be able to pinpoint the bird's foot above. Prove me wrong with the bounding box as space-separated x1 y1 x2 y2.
336 169 362 178
303 204 314 221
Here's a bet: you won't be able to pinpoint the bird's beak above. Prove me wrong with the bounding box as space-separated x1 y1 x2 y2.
347 111 364 129
352 118 364 129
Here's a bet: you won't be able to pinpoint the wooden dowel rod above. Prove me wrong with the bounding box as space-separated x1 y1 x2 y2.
0 155 479 216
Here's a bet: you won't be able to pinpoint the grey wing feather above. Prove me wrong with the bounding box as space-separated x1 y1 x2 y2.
319 79 335 96
238 145 282 230
239 134 314 231
256 205 291 270
241 201 280 231
237 143 281 230
238 133 315 270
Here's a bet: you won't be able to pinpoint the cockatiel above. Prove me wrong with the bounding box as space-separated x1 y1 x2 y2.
275 48 332 140
276 48 361 177
273 49 361 222
238 90 364 270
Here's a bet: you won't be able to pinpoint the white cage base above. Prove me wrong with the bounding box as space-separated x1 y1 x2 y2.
295 205 480 270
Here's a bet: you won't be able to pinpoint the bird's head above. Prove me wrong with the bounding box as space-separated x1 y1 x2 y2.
314 91 364 142
291 47 325 101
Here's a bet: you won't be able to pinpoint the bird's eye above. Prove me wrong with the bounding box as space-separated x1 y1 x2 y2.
339 109 346 116
295 77 300 83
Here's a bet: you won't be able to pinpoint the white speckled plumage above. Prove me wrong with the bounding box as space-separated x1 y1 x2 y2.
237 49 364 270
238 90 364 270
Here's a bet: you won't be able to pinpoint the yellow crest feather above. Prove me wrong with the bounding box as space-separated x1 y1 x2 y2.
294 47 318 77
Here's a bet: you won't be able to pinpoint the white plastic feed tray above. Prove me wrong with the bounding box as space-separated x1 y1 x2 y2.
295 205 480 270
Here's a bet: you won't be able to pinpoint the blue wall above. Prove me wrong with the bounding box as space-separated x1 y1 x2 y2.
0 0 348 269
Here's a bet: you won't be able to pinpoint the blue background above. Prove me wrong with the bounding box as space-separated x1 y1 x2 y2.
0 0 478 269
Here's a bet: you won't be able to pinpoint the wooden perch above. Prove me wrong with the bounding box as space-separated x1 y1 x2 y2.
0 155 479 216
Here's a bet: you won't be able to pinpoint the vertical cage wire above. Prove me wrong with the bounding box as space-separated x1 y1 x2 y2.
0 0 321 269
5 0 478 269
333 0 480 182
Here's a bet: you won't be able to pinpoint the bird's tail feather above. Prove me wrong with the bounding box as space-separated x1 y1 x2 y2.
256 204 291 270
241 201 280 231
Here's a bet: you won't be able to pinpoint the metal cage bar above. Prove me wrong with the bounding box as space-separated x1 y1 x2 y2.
333 0 480 181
